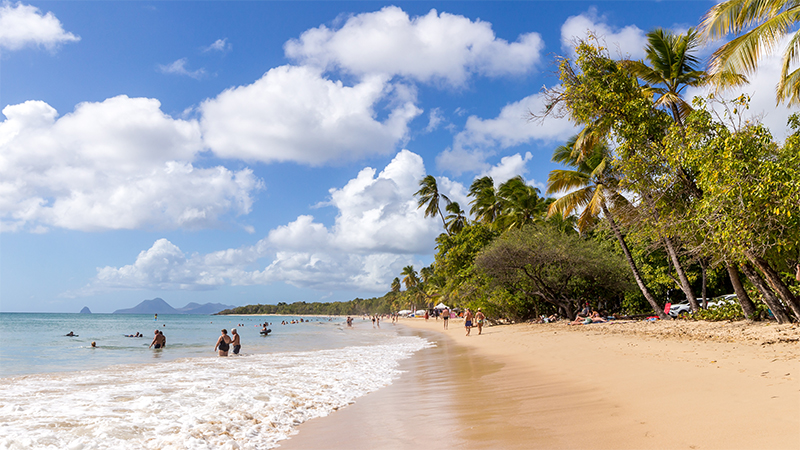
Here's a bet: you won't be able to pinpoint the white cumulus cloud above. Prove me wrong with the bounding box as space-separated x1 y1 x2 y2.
77 150 464 294
437 92 576 175
285 6 543 86
560 8 647 59
0 1 79 51
200 65 421 165
0 96 261 232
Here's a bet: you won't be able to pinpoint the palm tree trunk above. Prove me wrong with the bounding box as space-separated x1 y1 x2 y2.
700 258 708 308
740 262 790 324
438 207 451 236
602 204 669 319
662 236 700 312
744 251 800 320
725 261 757 320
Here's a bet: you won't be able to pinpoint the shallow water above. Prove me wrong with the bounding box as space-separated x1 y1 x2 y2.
0 314 430 449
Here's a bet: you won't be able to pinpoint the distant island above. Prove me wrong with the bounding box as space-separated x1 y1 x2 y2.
79 306 92 314
113 298 235 315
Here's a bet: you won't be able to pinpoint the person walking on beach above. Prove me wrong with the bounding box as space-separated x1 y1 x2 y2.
464 308 474 336
442 308 449 330
475 308 486 335
230 328 241 355
215 329 232 356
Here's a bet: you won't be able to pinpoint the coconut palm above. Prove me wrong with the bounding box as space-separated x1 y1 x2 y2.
622 28 708 126
415 175 451 235
400 265 419 290
391 277 401 293
547 136 669 319
468 176 502 224
495 176 547 231
701 0 800 105
444 201 469 235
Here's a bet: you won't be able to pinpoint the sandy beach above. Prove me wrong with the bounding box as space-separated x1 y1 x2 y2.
280 317 799 449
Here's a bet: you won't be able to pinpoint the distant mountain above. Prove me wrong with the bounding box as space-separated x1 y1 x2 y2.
176 302 235 314
113 298 235 315
79 306 92 314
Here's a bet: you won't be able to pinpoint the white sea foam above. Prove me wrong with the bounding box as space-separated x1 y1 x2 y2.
0 335 431 450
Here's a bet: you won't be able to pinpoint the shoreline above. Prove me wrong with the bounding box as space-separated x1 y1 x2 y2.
280 318 799 449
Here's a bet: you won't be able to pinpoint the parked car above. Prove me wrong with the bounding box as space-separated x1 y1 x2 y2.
667 294 737 317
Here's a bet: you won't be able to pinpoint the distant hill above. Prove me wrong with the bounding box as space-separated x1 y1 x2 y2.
113 298 235 315
79 306 92 314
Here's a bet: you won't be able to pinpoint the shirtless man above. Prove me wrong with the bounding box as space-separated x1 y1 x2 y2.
442 308 449 330
464 308 473 336
230 328 241 355
149 329 165 349
215 329 232 357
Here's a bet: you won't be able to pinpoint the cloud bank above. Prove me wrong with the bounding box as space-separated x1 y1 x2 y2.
77 150 463 294
285 6 544 86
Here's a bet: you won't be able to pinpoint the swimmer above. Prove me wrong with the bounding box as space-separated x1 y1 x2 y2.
231 328 241 355
149 329 165 349
215 329 232 357
91 341 96 348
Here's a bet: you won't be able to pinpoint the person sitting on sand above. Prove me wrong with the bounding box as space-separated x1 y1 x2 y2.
215 329 232 357
570 310 607 325
230 328 241 355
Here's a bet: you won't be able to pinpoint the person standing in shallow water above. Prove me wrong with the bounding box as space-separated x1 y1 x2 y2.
230 328 241 355
149 329 165 349
215 329 232 357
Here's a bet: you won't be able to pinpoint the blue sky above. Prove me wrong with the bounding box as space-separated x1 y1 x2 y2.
1 1 795 313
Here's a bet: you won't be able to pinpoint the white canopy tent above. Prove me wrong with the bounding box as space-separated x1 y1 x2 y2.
434 303 449 310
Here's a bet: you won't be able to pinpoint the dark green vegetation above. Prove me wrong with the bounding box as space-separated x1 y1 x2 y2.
224 3 800 323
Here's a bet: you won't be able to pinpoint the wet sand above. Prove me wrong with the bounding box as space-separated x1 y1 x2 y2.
279 318 800 449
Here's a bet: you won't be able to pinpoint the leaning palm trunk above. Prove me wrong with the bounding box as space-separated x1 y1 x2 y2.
663 236 700 312
745 251 800 320
725 261 757 320
602 204 669 319
740 263 791 323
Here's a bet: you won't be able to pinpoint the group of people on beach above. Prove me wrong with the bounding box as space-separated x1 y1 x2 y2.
214 328 240 356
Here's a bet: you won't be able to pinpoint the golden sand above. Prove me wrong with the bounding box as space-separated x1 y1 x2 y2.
279 318 800 449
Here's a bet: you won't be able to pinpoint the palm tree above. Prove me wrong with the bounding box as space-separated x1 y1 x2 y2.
391 277 401 293
701 0 800 105
622 28 708 127
468 176 502 224
400 265 419 290
495 176 546 231
415 175 451 235
444 201 469 234
547 136 670 319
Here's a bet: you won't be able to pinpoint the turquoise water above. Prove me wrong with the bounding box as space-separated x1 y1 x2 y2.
0 313 379 377
0 313 431 449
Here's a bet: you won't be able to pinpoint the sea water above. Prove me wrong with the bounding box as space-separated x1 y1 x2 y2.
0 313 430 449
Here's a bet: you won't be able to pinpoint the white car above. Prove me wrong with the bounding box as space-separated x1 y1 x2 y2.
668 295 737 317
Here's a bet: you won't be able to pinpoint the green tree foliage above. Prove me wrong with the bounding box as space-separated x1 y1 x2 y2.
701 0 800 105
476 223 634 319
